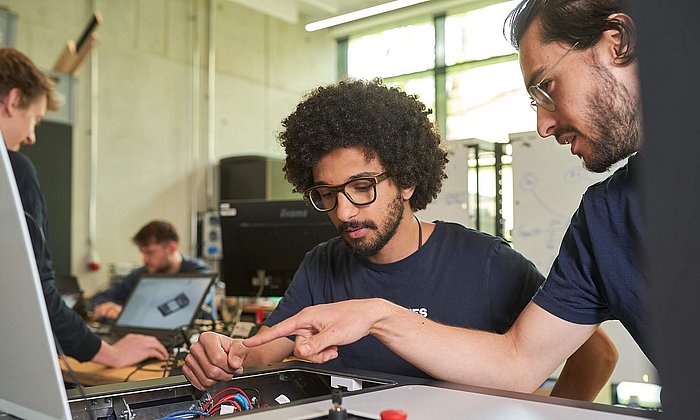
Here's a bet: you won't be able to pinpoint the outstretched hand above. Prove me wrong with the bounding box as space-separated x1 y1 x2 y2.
244 299 386 364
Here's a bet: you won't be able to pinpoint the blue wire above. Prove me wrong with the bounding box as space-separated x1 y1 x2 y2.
160 409 210 419
233 393 250 410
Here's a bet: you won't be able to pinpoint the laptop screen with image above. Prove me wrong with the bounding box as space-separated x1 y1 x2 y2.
114 273 216 332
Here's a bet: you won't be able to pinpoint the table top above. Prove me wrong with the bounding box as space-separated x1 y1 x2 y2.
59 356 172 386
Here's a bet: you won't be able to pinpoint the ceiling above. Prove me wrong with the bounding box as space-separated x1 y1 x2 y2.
228 0 400 26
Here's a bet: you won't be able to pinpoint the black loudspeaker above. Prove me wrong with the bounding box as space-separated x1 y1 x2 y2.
218 155 297 201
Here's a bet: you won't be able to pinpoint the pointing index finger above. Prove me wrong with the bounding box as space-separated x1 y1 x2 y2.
243 319 300 347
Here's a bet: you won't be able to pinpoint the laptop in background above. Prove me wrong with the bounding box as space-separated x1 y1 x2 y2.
103 273 217 344
0 140 72 419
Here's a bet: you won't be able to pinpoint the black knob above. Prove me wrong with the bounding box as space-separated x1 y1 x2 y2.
328 389 347 420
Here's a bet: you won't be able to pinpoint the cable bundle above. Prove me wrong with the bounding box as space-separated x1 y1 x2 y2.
201 387 257 416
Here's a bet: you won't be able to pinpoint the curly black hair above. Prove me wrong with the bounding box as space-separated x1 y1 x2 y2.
279 79 447 211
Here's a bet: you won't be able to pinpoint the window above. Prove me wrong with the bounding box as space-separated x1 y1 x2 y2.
347 22 435 79
446 60 532 142
445 1 517 64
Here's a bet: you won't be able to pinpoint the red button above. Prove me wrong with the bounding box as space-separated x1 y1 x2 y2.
380 409 407 420
255 308 265 324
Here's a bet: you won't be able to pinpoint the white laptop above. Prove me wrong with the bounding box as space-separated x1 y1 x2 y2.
0 139 71 419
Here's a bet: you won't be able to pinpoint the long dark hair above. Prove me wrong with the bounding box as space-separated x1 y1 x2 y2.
505 0 637 64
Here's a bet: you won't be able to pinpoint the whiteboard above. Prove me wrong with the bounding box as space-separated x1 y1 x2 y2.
510 131 656 385
510 131 613 274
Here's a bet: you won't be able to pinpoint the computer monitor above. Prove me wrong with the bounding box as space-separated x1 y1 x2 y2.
219 199 338 297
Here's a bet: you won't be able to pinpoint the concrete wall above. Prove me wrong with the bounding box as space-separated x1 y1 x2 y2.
2 0 337 293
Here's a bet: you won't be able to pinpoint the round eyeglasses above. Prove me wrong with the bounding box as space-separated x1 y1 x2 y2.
303 172 389 212
528 41 579 112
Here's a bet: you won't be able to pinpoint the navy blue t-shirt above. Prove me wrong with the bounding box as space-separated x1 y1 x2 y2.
533 154 651 362
265 221 544 378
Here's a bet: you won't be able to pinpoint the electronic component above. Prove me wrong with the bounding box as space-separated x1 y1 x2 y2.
68 365 393 420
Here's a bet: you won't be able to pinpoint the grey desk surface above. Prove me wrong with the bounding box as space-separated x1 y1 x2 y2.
236 385 652 420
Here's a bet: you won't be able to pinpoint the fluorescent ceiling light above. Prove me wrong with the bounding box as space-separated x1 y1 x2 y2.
305 0 429 32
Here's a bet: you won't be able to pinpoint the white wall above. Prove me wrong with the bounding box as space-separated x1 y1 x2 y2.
3 0 337 293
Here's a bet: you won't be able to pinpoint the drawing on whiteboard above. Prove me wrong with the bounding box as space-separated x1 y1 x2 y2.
519 172 569 220
564 166 591 184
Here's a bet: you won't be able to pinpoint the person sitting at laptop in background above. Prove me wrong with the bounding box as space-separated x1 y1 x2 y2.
89 220 217 321
1 47 168 367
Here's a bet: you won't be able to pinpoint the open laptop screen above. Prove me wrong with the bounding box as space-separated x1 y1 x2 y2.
114 273 216 331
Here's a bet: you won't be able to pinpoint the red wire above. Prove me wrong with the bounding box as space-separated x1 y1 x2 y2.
209 398 241 415
202 387 254 415
203 387 237 411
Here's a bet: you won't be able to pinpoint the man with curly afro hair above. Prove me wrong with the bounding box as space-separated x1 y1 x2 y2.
184 80 615 400
280 78 446 214
280 78 447 259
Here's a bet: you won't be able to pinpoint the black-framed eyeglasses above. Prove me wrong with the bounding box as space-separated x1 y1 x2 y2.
528 41 580 112
303 172 390 212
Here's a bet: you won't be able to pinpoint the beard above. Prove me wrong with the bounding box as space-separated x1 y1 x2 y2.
340 192 404 259
148 261 172 274
581 61 642 173
554 60 642 173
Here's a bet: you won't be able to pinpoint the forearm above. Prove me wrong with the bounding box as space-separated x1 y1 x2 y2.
91 341 135 368
370 299 587 393
550 328 618 401
243 346 286 366
91 341 117 367
244 299 592 393
369 300 531 391
43 280 102 361
243 327 294 367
